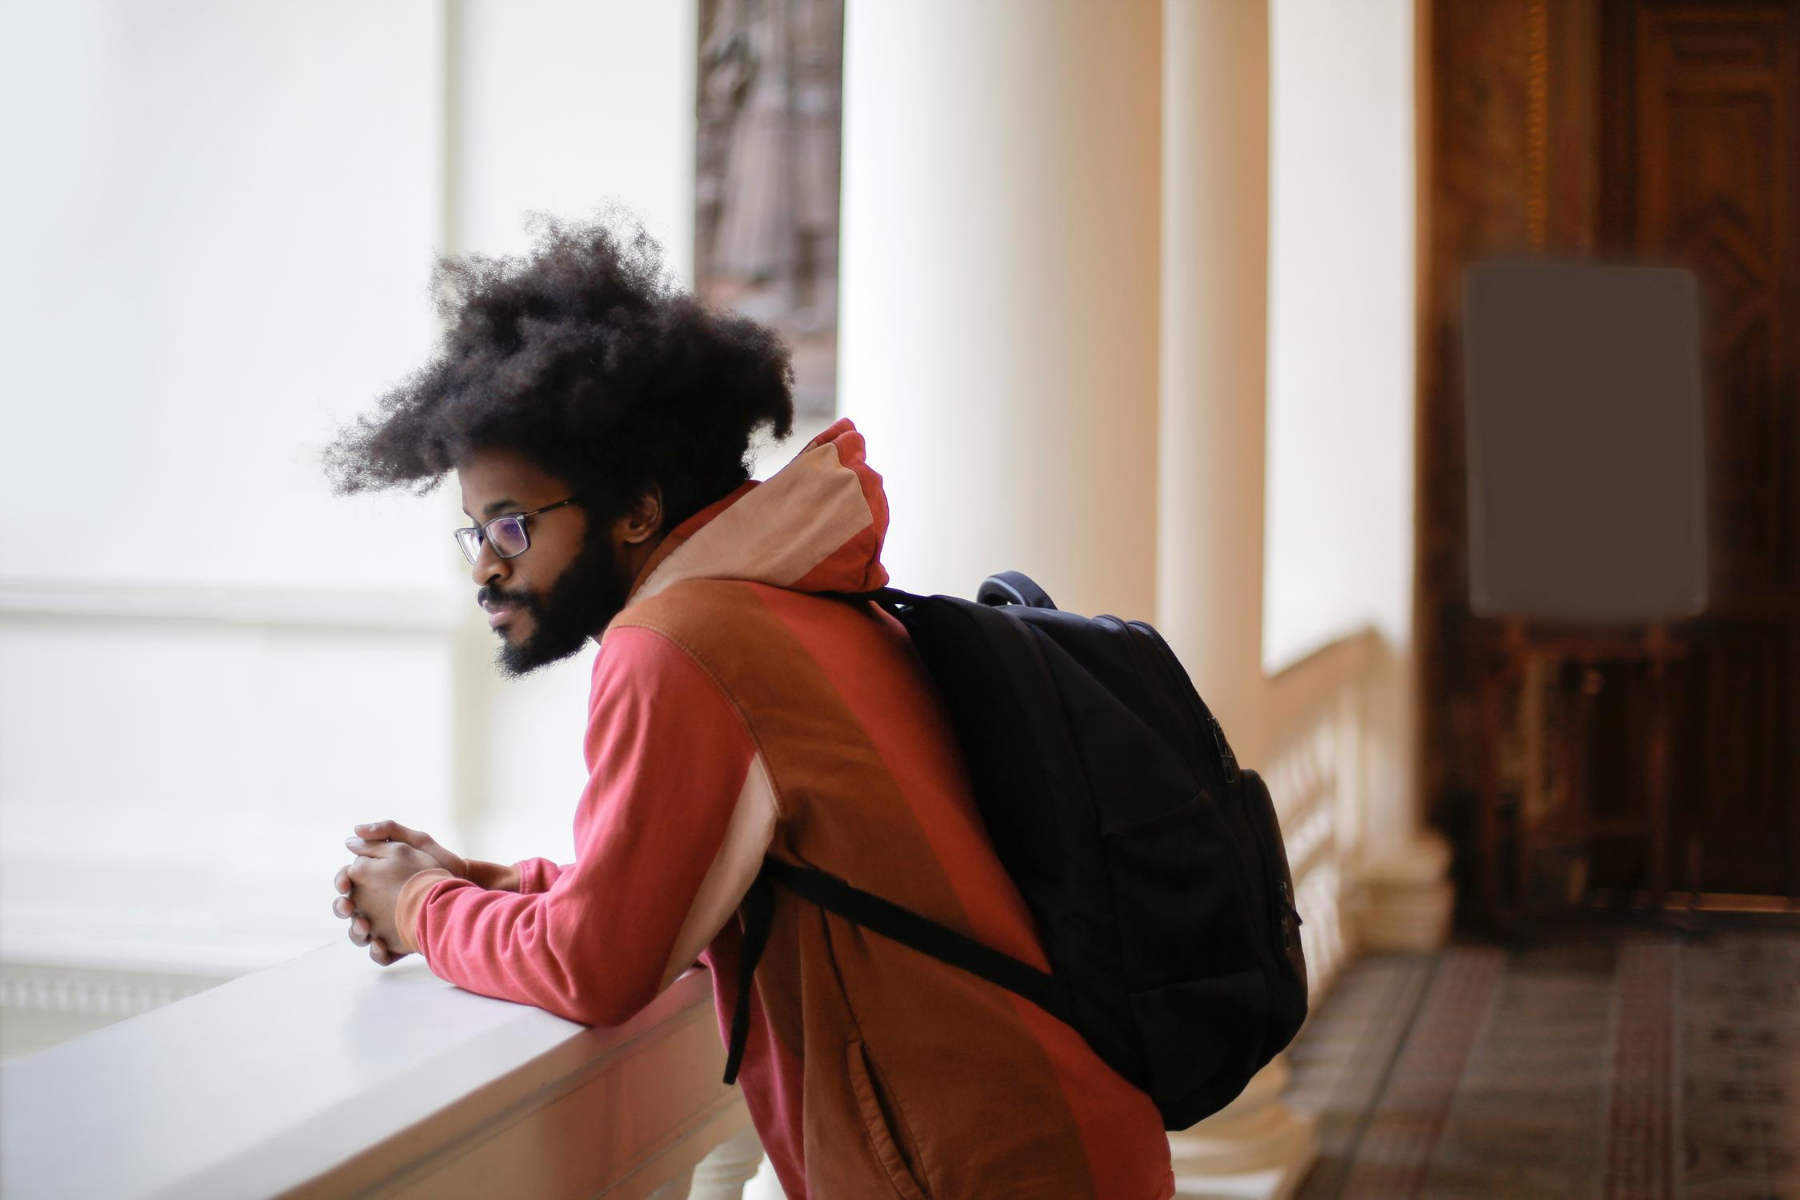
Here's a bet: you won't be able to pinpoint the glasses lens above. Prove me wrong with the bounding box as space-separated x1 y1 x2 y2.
488 516 529 558
455 528 482 564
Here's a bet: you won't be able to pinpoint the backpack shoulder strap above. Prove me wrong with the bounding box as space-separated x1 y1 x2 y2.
766 858 1073 1020
721 858 1074 1084
722 871 775 1086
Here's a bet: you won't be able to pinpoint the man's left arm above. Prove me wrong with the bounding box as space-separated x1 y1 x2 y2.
351 627 774 1026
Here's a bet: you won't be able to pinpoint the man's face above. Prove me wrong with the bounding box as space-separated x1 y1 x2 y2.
456 446 634 677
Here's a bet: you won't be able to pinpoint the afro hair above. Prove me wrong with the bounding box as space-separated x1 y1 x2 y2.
325 212 795 531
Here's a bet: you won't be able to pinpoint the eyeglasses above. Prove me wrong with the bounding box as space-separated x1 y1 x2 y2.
454 498 579 565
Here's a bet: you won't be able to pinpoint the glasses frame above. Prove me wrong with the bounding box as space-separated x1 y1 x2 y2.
454 497 579 565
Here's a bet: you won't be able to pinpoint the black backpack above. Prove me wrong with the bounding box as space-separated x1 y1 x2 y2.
722 571 1308 1130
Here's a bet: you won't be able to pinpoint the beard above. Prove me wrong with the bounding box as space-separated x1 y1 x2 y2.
479 534 634 678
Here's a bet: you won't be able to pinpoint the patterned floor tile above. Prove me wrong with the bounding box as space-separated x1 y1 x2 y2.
1280 926 1800 1200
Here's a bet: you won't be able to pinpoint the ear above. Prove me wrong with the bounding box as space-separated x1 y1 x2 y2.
614 486 663 546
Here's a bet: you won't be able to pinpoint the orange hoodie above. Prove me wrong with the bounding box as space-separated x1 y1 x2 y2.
396 419 1175 1199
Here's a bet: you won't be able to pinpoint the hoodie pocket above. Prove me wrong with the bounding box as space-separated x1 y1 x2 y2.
845 1037 931 1200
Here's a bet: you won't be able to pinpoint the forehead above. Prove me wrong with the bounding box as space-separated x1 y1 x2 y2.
455 446 569 514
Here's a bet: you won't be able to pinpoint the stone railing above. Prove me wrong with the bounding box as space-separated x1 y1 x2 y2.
1257 627 1388 998
1169 627 1396 1198
0 946 760 1200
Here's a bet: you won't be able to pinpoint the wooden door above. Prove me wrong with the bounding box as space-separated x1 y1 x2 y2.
1420 0 1800 907
1601 0 1800 896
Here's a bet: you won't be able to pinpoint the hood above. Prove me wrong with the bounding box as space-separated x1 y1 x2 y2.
623 417 890 608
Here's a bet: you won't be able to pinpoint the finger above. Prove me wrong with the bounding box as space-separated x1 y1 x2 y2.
344 837 393 859
353 820 413 842
356 822 460 873
365 822 441 855
332 896 355 920
334 865 352 895
351 915 372 942
369 938 400 966
348 921 370 947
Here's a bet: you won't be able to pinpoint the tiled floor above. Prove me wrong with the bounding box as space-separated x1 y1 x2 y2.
1286 924 1799 1200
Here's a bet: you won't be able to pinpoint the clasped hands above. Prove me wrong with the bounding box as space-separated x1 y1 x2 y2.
331 820 467 966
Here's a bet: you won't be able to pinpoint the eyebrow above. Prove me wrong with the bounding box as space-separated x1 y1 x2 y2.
462 498 524 521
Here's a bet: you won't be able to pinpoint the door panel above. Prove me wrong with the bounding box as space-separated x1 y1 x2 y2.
1611 1 1800 895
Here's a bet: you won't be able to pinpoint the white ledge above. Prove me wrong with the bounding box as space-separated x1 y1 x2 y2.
0 579 462 633
1 945 745 1199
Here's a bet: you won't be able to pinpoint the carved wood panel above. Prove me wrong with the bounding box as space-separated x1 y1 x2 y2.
1618 4 1798 599
1609 1 1800 896
1421 0 1800 904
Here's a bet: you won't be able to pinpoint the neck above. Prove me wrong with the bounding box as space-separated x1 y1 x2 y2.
620 527 672 590
591 527 674 645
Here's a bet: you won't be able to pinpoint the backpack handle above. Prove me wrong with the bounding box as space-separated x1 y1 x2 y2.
977 571 1057 610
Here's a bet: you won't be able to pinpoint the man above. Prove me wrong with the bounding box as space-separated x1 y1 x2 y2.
326 217 1174 1199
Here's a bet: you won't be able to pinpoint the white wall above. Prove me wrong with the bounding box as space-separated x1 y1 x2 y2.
446 0 696 273
0 1 703 987
0 0 455 976
1 0 449 592
443 0 701 868
1262 0 1415 672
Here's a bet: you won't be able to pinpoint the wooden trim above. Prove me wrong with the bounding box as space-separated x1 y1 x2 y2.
1527 0 1552 250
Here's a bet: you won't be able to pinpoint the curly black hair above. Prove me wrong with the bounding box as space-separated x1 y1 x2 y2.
326 213 794 532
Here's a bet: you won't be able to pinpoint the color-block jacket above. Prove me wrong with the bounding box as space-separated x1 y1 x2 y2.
395 420 1175 1200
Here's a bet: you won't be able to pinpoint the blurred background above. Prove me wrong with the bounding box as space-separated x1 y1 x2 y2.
0 0 1793 1195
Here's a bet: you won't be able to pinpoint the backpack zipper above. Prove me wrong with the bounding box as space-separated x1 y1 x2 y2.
1118 620 1301 967
1127 622 1240 788
1110 619 1277 940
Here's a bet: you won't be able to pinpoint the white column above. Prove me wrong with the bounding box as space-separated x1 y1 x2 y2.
838 0 1163 621
689 1126 769 1199
1171 1058 1317 1198
1156 0 1273 766
1159 4 1316 1196
1259 0 1450 956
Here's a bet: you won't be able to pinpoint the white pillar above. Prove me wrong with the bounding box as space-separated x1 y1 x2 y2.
689 1126 769 1200
1259 0 1450 957
838 0 1162 621
1156 0 1273 766
1160 4 1316 1195
1170 1057 1316 1199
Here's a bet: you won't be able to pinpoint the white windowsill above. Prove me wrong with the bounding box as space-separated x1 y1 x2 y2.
0 945 735 1199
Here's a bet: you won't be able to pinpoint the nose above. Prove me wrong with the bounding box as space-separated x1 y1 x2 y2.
469 539 509 588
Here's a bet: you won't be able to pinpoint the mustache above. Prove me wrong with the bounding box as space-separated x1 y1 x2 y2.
477 584 537 612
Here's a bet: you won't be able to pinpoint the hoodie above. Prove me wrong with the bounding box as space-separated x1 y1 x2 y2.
395 419 1176 1200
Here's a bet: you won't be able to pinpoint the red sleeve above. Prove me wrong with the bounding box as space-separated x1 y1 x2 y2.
446 857 563 893
514 858 569 893
405 627 757 1026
